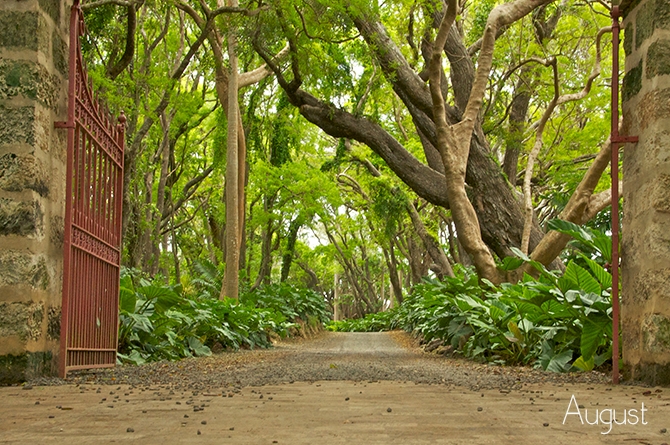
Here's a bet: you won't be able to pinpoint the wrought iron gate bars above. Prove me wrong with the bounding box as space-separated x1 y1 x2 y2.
55 0 125 378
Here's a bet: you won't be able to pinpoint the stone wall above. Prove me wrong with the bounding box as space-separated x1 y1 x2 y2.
621 0 670 386
0 0 69 384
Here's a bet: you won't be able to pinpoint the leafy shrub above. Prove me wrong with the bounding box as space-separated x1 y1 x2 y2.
329 220 614 373
117 268 328 365
241 282 331 325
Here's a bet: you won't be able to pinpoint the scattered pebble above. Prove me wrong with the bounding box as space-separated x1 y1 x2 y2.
126 427 134 433
477 407 483 412
387 407 392 413
543 423 549 427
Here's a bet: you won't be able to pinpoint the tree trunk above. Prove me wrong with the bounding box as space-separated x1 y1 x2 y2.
221 8 240 300
407 201 454 279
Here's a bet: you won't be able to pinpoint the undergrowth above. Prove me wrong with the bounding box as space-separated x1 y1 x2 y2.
329 220 614 373
117 265 330 365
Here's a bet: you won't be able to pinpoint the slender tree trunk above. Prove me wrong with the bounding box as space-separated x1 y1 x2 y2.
281 216 302 282
407 201 454 278
221 6 239 300
503 68 531 184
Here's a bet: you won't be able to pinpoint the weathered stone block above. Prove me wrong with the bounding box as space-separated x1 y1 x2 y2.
624 22 634 56
654 0 670 30
622 60 642 102
50 215 63 248
621 0 643 17
0 250 49 290
0 301 44 341
47 306 60 340
0 104 35 145
0 59 61 110
0 11 38 50
0 198 44 237
643 314 670 354
636 0 654 49
0 153 49 197
52 29 68 77
626 267 670 305
646 39 670 78
628 362 670 386
38 0 61 25
636 87 670 130
0 351 54 384
652 174 670 213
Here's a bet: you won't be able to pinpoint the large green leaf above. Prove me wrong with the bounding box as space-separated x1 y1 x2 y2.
580 314 611 360
137 285 181 313
572 355 595 371
187 336 212 357
547 219 612 262
544 350 573 373
563 261 601 295
119 287 136 313
582 256 612 290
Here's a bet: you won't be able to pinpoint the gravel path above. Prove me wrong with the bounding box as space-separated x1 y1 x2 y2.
8 332 669 444
34 331 612 391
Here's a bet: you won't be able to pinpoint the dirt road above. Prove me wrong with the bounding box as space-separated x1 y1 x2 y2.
1 332 669 444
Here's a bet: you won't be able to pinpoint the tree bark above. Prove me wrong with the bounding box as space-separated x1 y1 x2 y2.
407 201 454 279
221 2 240 300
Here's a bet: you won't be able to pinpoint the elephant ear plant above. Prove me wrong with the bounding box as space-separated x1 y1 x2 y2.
117 267 330 365
329 219 614 373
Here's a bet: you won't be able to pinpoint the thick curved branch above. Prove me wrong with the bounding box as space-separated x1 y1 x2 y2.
106 3 137 80
528 133 615 269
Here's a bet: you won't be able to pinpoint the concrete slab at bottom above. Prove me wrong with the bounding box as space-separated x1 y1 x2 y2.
0 380 668 444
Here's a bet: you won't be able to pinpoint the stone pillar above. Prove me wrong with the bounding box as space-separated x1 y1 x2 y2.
621 0 670 386
0 0 69 383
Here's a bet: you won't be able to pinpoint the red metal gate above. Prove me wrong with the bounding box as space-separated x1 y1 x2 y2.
56 0 125 378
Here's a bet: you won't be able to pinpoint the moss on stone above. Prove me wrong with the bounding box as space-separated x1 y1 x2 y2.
0 153 50 197
0 104 35 146
0 250 50 290
0 351 55 385
0 198 44 237
636 0 654 49
622 60 643 102
646 39 670 78
52 30 68 77
0 60 62 110
654 0 670 30
0 12 39 50
621 0 643 17
631 362 670 386
624 22 634 56
38 0 61 25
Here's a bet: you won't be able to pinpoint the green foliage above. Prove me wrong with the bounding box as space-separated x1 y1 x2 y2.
241 282 331 325
329 250 613 373
118 268 328 365
327 310 397 332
